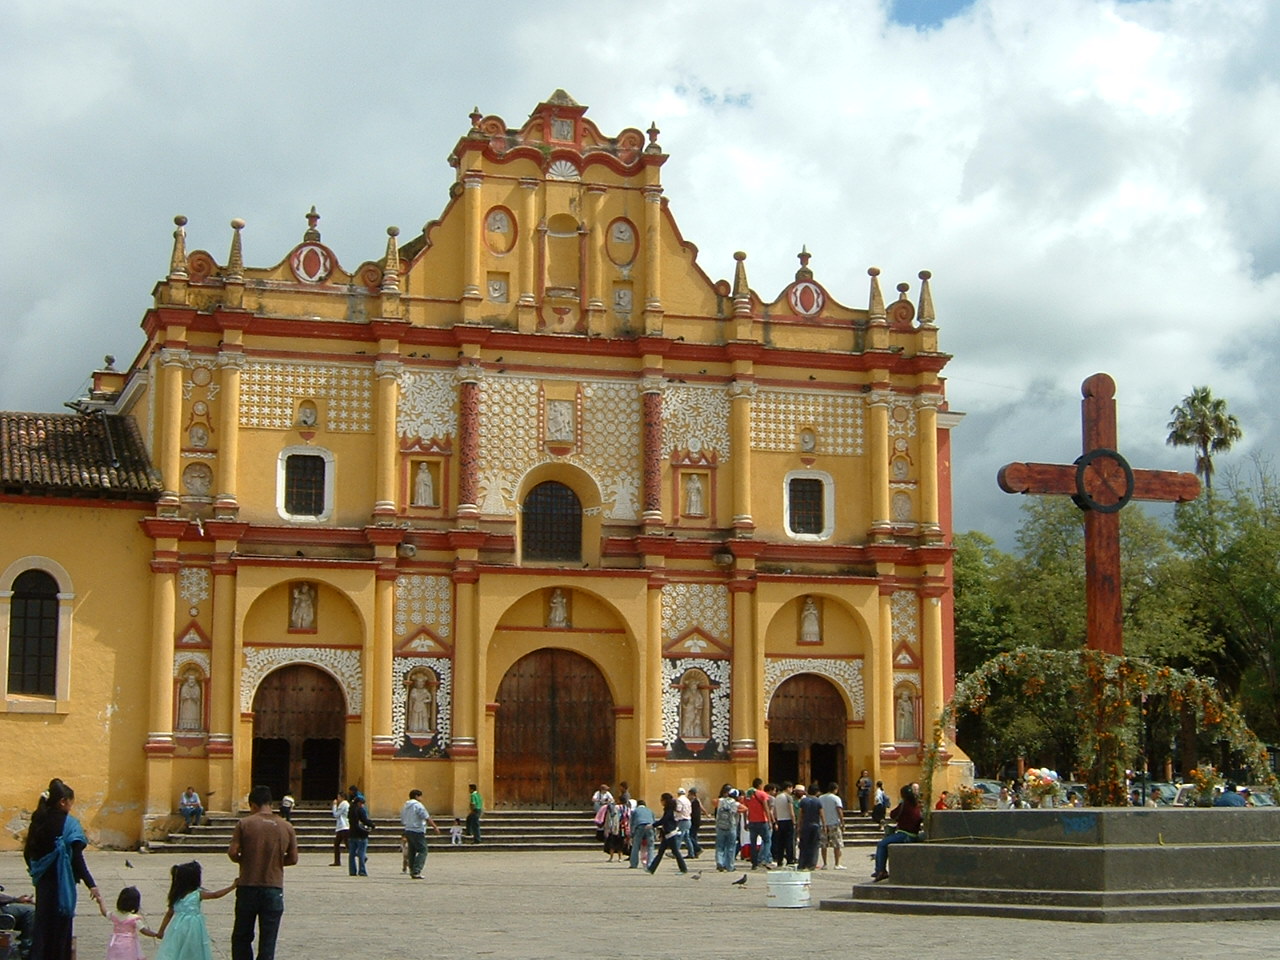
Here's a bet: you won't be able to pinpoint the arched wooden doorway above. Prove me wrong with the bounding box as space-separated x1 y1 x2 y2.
251 664 345 803
494 649 613 808
767 673 847 791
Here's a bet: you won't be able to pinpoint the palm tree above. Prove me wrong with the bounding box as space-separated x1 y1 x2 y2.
1166 386 1243 492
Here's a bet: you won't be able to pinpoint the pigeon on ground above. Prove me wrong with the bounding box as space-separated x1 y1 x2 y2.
732 874 747 886
124 860 133 868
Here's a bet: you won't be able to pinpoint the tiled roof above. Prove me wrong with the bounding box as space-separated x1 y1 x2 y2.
0 412 163 500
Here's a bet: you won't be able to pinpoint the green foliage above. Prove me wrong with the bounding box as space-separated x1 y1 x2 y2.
1166 385 1243 492
1174 460 1280 742
952 499 1213 775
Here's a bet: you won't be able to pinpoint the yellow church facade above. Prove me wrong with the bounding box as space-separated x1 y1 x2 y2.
0 92 962 846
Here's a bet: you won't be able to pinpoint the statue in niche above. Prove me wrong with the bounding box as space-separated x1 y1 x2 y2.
176 668 203 731
891 456 910 481
486 210 510 233
613 287 632 312
188 424 209 449
546 400 574 442
679 671 710 740
685 475 705 516
895 688 917 742
297 403 317 427
799 429 816 453
290 582 316 630
412 463 435 507
405 671 437 734
547 588 569 628
800 597 821 643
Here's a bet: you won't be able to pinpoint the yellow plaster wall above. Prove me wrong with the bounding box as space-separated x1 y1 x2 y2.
0 504 154 849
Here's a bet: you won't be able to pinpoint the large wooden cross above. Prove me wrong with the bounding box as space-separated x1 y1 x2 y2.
997 373 1200 654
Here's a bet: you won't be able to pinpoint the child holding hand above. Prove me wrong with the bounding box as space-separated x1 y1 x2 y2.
154 861 235 960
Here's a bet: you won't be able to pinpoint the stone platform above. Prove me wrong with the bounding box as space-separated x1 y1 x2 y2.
821 808 1280 922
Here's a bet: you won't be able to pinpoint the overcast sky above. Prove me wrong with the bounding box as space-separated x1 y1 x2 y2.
3 0 1277 545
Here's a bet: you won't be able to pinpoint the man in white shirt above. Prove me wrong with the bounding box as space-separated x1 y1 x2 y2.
400 788 441 879
675 787 694 858
818 782 846 870
331 793 350 867
771 782 796 866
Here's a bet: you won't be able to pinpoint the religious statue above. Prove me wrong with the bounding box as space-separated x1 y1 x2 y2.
799 429 816 453
405 672 437 734
613 286 632 312
547 588 569 629
412 463 435 507
297 403 317 427
546 401 574 442
176 669 203 731
679 672 709 740
895 688 917 742
685 474 705 516
188 424 209 449
290 582 316 630
800 597 821 643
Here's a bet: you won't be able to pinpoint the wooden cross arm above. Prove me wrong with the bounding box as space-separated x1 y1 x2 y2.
999 461 1201 503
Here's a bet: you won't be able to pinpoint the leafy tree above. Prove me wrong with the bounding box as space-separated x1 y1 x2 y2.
1166 386 1243 492
1174 459 1280 743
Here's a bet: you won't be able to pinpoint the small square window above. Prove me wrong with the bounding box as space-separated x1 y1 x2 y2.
788 478 825 535
284 454 326 517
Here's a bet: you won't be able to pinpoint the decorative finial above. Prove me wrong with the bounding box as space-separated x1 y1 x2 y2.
103 355 116 371
169 215 188 279
646 121 662 154
795 245 813 282
732 251 750 300
867 266 886 322
227 218 245 279
896 282 910 299
469 106 482 130
917 270 936 329
304 205 321 242
382 226 401 293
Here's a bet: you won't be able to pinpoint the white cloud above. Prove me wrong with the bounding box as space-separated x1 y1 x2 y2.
1 0 1277 543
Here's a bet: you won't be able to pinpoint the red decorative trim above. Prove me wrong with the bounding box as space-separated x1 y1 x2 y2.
206 740 233 755
142 518 191 539
646 743 668 759
449 742 479 758
372 740 398 756
144 739 177 756
243 641 362 650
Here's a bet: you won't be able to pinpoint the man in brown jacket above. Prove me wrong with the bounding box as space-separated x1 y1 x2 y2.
228 784 298 960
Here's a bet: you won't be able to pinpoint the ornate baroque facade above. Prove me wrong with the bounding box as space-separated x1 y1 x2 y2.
0 92 962 845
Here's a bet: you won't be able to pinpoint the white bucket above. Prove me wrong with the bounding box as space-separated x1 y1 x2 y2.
765 869 812 908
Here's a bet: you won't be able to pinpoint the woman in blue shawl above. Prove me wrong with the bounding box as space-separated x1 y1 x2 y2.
23 779 102 960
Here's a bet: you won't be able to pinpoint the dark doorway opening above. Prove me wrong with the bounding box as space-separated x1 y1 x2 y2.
251 664 346 802
767 673 848 792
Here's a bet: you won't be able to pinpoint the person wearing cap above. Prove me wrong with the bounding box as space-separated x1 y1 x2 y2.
1214 782 1247 807
674 787 694 859
714 784 746 872
795 785 823 871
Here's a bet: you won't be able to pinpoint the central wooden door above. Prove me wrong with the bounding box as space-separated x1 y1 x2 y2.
767 673 847 791
252 664 346 802
493 649 614 809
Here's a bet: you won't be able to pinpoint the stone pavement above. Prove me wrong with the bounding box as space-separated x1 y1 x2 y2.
3 848 1278 959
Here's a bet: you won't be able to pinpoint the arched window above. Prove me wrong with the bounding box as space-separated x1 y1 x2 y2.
522 481 582 562
8 569 59 697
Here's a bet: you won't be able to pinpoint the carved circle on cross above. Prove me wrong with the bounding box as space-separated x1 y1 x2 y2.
1072 447 1135 513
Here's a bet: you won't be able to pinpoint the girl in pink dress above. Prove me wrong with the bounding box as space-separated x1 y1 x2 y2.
99 887 157 960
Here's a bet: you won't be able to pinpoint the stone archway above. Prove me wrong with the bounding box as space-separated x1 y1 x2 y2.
768 673 848 791
493 648 614 808
251 664 345 802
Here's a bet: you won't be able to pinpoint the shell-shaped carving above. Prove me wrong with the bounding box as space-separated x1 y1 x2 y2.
547 159 580 181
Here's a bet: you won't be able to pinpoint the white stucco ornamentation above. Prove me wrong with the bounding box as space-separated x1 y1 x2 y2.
751 389 864 456
476 376 642 518
887 401 918 440
173 650 210 677
394 575 453 639
891 591 920 648
241 646 362 714
391 656 452 747
663 384 731 459
397 370 457 442
661 582 730 641
178 568 209 612
764 657 865 721
661 657 730 748
239 360 373 432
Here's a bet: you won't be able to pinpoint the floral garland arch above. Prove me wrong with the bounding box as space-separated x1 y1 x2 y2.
923 647 1277 807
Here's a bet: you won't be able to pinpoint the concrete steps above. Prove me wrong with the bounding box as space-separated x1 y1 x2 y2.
149 806 885 856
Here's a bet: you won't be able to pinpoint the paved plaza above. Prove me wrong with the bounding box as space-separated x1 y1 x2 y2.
3 848 1277 959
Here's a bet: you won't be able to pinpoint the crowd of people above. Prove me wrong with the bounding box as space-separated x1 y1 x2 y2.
589 778 878 875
